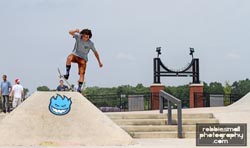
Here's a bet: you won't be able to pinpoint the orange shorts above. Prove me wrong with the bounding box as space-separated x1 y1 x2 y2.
67 54 87 75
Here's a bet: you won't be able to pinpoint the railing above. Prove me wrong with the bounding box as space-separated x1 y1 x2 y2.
194 93 242 107
86 93 151 112
159 90 182 138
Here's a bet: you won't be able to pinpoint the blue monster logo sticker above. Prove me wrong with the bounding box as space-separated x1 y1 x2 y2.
49 94 72 116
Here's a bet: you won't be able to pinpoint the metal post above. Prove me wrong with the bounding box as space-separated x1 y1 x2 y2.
153 58 161 83
168 100 172 125
192 59 200 84
120 95 122 111
153 58 157 83
159 90 182 138
177 103 182 138
196 59 200 83
192 59 196 83
157 59 161 83
159 96 163 114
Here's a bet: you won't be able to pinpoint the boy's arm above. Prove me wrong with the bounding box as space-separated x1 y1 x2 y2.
8 83 12 95
69 29 80 36
9 87 13 97
94 51 103 68
22 90 24 99
56 86 60 91
65 85 69 91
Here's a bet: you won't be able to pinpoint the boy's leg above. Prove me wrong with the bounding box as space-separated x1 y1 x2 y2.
77 59 87 93
1 96 6 113
77 82 83 93
12 98 18 109
17 98 22 106
64 65 71 80
6 96 10 113
64 54 76 79
3 96 10 113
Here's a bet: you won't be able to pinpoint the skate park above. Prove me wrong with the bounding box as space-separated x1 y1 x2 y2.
0 48 249 148
0 90 249 147
0 37 249 148
1 1 250 148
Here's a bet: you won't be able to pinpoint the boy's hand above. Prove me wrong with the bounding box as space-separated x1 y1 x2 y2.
99 62 103 68
94 51 103 68
69 29 80 36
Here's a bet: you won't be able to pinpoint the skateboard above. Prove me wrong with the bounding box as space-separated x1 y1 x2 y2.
57 68 74 91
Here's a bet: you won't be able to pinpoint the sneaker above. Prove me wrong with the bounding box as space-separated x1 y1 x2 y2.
77 88 82 93
64 74 69 80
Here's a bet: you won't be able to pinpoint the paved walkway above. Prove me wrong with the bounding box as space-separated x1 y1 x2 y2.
0 139 245 148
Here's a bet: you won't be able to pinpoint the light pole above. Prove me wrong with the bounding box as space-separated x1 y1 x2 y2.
156 47 162 58
189 47 195 59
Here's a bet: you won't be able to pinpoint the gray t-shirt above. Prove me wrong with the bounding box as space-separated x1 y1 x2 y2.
72 33 96 61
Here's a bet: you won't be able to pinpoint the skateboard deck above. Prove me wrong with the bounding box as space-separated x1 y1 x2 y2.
57 68 74 91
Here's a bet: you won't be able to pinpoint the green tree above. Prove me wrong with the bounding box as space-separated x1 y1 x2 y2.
224 81 232 95
223 81 232 106
203 82 209 93
135 83 150 94
23 88 29 98
231 78 250 96
37 86 50 91
207 82 224 94
164 85 189 99
117 85 136 94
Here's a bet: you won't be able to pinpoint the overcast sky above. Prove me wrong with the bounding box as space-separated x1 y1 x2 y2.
0 0 249 93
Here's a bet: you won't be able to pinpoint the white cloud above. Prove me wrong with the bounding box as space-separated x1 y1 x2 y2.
115 53 135 61
224 53 241 60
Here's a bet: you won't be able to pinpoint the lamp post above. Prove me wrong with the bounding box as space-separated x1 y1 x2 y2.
189 47 195 59
156 47 162 58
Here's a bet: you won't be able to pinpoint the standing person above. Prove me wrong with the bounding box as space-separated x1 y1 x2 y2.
0 75 12 113
10 79 24 109
64 28 103 93
56 80 69 91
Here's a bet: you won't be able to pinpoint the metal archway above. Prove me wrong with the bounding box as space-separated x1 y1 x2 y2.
153 47 200 84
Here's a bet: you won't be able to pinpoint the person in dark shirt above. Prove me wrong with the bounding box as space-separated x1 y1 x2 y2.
56 80 69 91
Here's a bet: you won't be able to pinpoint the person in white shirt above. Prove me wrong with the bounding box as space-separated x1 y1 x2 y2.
10 79 24 109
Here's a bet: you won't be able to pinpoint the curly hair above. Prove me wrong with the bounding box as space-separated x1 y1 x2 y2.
80 29 92 39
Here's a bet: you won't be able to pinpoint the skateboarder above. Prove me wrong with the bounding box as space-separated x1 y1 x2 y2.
64 28 103 93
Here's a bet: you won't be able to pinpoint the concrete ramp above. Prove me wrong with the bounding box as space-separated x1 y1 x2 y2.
227 92 250 111
0 92 134 146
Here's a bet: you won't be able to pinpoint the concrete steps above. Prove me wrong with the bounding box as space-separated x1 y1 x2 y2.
113 118 219 125
131 131 196 138
106 113 219 138
121 125 196 132
108 113 214 119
